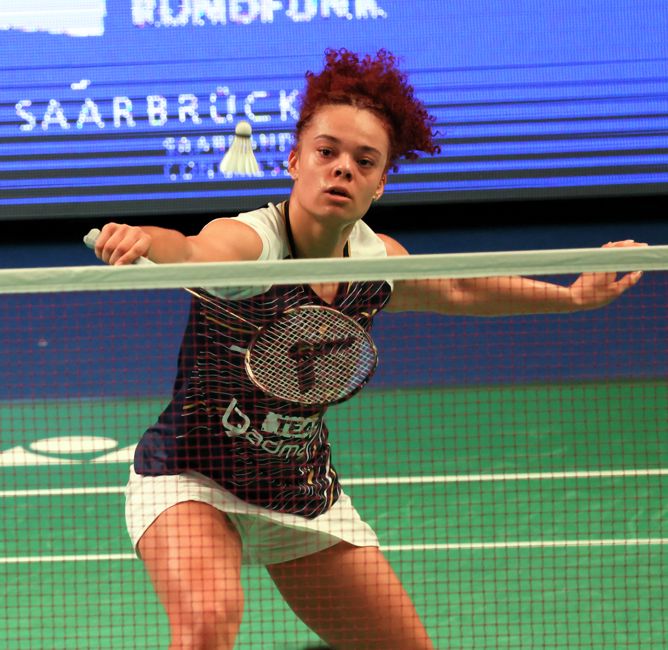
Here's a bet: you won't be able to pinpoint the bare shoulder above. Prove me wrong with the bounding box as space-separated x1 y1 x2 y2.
378 232 453 313
193 216 264 261
377 233 410 257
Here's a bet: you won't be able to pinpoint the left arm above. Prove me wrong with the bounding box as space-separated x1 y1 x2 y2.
379 235 645 316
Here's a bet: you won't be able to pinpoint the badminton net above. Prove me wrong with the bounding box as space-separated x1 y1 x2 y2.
0 245 666 649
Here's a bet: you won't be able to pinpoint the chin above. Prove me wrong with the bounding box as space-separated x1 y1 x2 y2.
321 203 365 223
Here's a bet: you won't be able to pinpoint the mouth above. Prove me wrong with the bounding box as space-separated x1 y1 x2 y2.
325 186 352 200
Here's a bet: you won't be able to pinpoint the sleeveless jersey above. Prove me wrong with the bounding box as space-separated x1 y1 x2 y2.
133 203 393 518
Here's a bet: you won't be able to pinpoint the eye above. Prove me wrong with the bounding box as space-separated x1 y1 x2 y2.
318 147 333 158
358 158 375 168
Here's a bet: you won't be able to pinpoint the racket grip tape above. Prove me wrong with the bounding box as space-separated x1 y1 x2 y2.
83 228 154 266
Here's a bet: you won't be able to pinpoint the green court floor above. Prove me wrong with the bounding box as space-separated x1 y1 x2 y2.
1 381 666 649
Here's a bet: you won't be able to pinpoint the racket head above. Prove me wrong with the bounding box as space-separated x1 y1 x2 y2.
245 305 378 407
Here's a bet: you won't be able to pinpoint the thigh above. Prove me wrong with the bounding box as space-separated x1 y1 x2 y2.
138 501 245 637
267 542 435 650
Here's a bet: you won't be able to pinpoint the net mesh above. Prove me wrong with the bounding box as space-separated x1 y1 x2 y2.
0 248 666 650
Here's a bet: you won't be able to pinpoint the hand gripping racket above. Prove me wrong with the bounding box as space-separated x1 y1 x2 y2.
84 229 378 407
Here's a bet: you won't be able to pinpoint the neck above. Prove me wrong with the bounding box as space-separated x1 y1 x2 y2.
285 199 354 259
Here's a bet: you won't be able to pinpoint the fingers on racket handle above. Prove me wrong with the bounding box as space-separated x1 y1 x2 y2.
82 228 153 265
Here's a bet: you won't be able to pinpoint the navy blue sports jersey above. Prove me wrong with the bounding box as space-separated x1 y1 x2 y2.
133 204 393 518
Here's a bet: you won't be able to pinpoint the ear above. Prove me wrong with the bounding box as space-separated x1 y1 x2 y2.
373 173 387 201
287 148 299 181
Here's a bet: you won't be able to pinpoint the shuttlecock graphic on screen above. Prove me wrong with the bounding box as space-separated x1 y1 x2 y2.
219 121 262 177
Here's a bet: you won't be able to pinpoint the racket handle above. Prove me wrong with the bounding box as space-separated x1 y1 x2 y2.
83 228 154 265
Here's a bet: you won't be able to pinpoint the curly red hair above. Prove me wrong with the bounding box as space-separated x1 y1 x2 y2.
296 49 440 171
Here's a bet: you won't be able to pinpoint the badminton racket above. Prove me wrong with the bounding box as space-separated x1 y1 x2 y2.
83 229 378 407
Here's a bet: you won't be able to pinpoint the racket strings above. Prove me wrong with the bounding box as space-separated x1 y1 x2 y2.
247 307 377 405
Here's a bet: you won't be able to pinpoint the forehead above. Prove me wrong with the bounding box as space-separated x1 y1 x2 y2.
301 104 391 154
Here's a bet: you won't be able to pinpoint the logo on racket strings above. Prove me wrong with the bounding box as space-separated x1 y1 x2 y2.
288 336 356 393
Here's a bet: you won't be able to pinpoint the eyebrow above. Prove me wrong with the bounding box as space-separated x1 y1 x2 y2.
314 134 383 157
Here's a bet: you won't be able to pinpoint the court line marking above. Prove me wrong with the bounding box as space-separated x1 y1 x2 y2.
383 538 668 551
2 538 667 564
0 486 124 498
0 553 136 564
1 468 666 498
346 468 668 486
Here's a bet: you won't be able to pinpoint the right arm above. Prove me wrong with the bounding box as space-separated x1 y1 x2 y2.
92 219 263 265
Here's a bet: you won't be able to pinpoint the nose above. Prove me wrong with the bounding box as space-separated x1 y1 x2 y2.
334 159 353 181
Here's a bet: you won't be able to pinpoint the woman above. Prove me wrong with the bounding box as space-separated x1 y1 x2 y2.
92 50 643 650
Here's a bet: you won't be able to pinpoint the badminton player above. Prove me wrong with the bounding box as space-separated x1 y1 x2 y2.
91 49 644 650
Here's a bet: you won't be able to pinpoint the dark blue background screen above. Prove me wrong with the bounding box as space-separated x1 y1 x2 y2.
2 0 667 219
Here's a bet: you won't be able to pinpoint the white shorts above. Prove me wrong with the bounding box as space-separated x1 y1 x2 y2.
125 466 379 566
